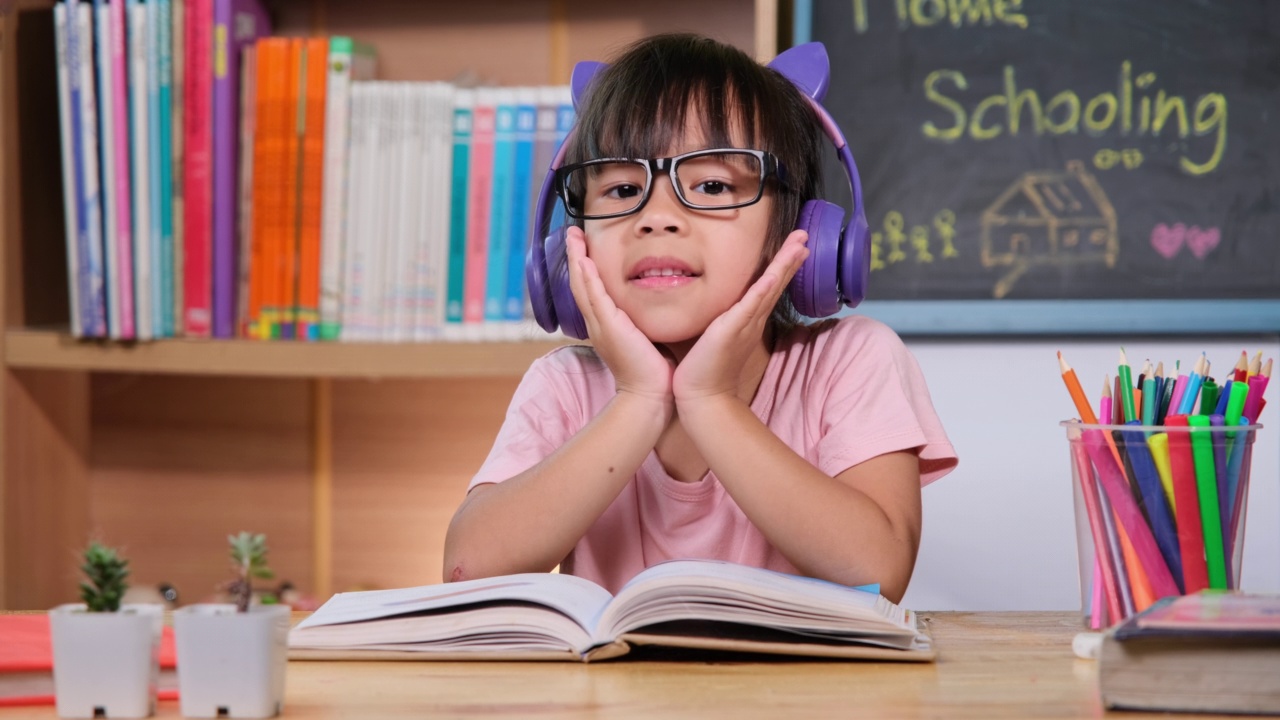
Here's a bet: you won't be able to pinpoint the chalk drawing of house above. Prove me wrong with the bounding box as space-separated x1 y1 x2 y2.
980 160 1118 298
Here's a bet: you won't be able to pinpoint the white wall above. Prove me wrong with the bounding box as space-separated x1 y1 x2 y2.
900 336 1280 612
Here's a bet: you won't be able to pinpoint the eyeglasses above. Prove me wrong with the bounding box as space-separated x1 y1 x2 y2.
556 148 784 220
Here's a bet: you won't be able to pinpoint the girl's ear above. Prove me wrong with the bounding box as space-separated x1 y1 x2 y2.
766 42 829 103
571 61 609 111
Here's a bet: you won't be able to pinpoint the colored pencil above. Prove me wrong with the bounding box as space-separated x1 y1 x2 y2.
1118 349 1137 424
1232 350 1248 383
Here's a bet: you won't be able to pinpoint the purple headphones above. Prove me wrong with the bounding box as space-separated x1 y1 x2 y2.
526 42 869 340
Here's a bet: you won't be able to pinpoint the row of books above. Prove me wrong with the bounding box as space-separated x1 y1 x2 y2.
54 0 575 342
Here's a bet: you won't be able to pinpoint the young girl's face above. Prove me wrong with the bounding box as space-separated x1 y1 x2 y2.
582 118 774 347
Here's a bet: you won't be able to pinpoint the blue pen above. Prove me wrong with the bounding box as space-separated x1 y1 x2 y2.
1177 354 1206 415
1214 380 1232 416
1223 416 1252 561
1122 421 1184 593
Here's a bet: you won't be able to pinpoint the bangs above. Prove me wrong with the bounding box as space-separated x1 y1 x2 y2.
587 77 764 159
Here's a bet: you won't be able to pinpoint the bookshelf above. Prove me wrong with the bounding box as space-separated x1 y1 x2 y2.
0 0 776 610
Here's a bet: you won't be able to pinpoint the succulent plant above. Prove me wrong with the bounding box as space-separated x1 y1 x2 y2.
226 532 275 613
79 542 130 612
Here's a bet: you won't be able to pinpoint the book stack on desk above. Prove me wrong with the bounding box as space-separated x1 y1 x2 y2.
288 559 935 663
1099 591 1280 715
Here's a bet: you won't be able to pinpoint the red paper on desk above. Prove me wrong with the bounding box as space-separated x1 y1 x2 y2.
0 614 178 707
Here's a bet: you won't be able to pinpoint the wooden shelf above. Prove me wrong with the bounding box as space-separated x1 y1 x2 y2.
4 328 572 378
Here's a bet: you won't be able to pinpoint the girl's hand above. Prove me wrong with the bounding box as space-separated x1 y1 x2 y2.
565 227 675 413
673 231 809 406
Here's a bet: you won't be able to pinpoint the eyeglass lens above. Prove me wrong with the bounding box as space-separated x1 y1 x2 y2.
565 151 764 218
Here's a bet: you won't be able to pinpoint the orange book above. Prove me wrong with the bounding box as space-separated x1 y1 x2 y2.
0 615 177 707
274 38 304 339
247 38 288 339
295 38 329 341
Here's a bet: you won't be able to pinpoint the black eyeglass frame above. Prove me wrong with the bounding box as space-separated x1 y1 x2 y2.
555 148 786 220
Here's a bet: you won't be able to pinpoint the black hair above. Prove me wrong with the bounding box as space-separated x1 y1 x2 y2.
565 33 825 330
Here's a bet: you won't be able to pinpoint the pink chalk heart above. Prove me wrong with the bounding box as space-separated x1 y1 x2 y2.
1186 226 1221 259
1150 223 1186 259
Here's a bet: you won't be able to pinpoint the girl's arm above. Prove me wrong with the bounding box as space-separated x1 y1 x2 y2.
677 395 922 602
446 227 675 581
443 391 667 581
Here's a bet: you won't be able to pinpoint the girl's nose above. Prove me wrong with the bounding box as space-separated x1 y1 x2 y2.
633 176 685 235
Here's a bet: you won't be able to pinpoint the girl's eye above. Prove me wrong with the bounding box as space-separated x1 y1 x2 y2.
692 180 731 196
604 183 643 200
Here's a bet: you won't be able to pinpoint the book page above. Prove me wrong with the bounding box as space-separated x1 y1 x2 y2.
594 559 920 649
291 572 613 653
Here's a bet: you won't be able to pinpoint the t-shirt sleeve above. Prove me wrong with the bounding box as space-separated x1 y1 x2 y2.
813 319 958 486
467 349 597 491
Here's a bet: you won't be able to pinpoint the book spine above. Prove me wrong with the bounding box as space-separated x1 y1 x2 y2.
182 0 212 337
53 4 83 337
338 82 371 340
444 88 472 337
211 0 270 338
363 82 391 340
273 38 304 339
129 0 154 340
94 1 122 337
154 0 174 337
428 83 455 340
388 83 418 342
507 88 536 322
485 91 515 327
169 0 184 334
246 37 286 339
75 3 107 337
295 37 328 341
146 0 167 336
463 88 494 331
109 0 135 337
235 43 256 337
317 37 354 341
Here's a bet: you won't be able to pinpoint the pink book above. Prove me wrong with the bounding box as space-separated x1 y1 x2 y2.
109 0 135 337
183 0 214 337
462 89 495 326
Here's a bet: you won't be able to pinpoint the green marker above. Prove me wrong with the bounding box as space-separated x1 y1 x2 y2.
1142 375 1157 426
1224 380 1249 431
1118 349 1137 424
1199 378 1220 419
1187 415 1227 589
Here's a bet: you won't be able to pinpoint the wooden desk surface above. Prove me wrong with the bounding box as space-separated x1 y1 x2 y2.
0 611 1235 718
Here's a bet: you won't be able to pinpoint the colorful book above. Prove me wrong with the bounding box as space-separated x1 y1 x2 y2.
182 0 213 337
462 88 494 332
93 0 122 336
484 90 516 326
294 37 329 341
128 0 154 340
108 0 136 338
235 43 257 337
169 0 184 333
52 3 83 337
74 2 107 338
443 88 473 337
317 36 375 341
148 0 173 337
507 87 536 322
211 0 270 338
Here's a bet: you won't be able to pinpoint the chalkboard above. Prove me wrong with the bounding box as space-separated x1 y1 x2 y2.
801 0 1280 333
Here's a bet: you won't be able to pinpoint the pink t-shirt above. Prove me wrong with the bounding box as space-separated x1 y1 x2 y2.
469 315 958 594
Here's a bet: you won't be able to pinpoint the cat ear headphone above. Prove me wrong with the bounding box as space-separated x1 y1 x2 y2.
526 42 869 340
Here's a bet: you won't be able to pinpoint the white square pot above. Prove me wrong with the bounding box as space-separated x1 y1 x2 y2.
173 604 290 718
48 603 163 719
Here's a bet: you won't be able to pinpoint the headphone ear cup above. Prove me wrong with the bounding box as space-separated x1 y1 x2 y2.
545 227 589 340
788 199 845 318
839 210 869 308
527 223 559 333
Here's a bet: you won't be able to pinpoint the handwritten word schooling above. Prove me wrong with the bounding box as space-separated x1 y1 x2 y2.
870 210 960 272
851 0 1028 33
922 61 1227 175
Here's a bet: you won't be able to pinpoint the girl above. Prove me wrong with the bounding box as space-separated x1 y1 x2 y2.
443 34 956 603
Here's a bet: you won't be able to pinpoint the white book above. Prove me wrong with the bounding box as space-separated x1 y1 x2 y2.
53 5 83 338
76 4 107 338
415 82 453 342
338 83 372 341
94 1 122 337
391 83 423 343
128 0 153 340
366 83 392 341
289 559 932 662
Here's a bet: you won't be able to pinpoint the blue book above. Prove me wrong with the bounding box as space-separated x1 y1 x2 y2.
551 87 574 234
485 91 516 323
445 90 473 328
147 0 173 336
505 89 536 321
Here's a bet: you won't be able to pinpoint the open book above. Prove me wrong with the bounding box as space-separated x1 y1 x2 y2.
288 559 934 662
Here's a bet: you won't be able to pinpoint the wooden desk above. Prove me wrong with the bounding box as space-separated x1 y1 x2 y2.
0 611 1238 718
